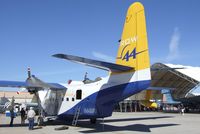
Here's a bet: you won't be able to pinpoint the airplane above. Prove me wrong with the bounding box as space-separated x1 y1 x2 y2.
140 90 158 110
0 104 7 113
162 89 180 105
161 89 184 112
0 95 10 113
0 2 151 125
162 89 200 112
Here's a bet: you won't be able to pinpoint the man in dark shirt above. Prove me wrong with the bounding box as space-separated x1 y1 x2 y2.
20 108 26 124
9 108 15 127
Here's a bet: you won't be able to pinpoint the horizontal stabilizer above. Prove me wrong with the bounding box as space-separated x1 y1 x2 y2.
53 54 133 72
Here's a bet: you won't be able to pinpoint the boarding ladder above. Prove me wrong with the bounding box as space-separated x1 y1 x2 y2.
72 107 81 126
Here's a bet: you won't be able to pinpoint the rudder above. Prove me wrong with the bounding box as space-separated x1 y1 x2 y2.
116 2 150 72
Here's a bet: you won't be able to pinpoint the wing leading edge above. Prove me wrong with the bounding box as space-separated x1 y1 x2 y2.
0 80 66 90
53 54 134 72
0 81 28 88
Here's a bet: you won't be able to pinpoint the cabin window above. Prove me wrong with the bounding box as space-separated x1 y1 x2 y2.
76 90 82 100
66 98 69 101
72 98 75 101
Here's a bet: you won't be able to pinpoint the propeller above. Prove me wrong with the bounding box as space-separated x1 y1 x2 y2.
24 68 46 120
28 67 31 78
14 67 66 123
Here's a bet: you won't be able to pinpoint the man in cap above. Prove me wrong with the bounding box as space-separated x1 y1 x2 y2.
27 107 36 130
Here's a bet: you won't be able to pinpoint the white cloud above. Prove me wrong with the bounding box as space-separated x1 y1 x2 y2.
92 51 115 63
166 27 181 62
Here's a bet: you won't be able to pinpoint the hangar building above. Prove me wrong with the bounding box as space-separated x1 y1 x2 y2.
0 91 33 104
118 63 200 112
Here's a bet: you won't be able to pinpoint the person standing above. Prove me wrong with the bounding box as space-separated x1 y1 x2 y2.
181 104 185 115
9 108 15 127
20 108 26 124
27 107 36 130
9 96 15 127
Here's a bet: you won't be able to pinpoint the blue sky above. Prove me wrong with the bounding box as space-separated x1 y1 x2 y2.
0 0 200 84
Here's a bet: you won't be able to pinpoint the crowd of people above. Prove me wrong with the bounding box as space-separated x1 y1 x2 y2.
9 107 36 130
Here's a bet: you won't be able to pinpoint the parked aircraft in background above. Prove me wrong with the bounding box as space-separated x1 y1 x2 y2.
0 2 151 125
162 89 180 105
140 90 158 110
0 96 10 113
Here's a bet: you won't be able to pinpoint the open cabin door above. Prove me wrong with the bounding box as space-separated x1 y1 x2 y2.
39 89 66 116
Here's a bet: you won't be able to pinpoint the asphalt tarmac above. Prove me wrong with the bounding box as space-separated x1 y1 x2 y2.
0 112 199 134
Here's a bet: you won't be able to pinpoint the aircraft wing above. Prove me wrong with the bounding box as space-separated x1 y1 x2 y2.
0 81 28 88
53 54 133 72
48 83 67 89
0 80 66 90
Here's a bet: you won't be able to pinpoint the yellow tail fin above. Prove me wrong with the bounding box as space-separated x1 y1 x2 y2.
116 2 150 71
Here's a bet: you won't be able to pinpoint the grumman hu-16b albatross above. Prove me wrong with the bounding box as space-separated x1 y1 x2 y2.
0 2 151 125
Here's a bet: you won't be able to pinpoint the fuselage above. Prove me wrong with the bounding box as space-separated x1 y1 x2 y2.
38 68 151 119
